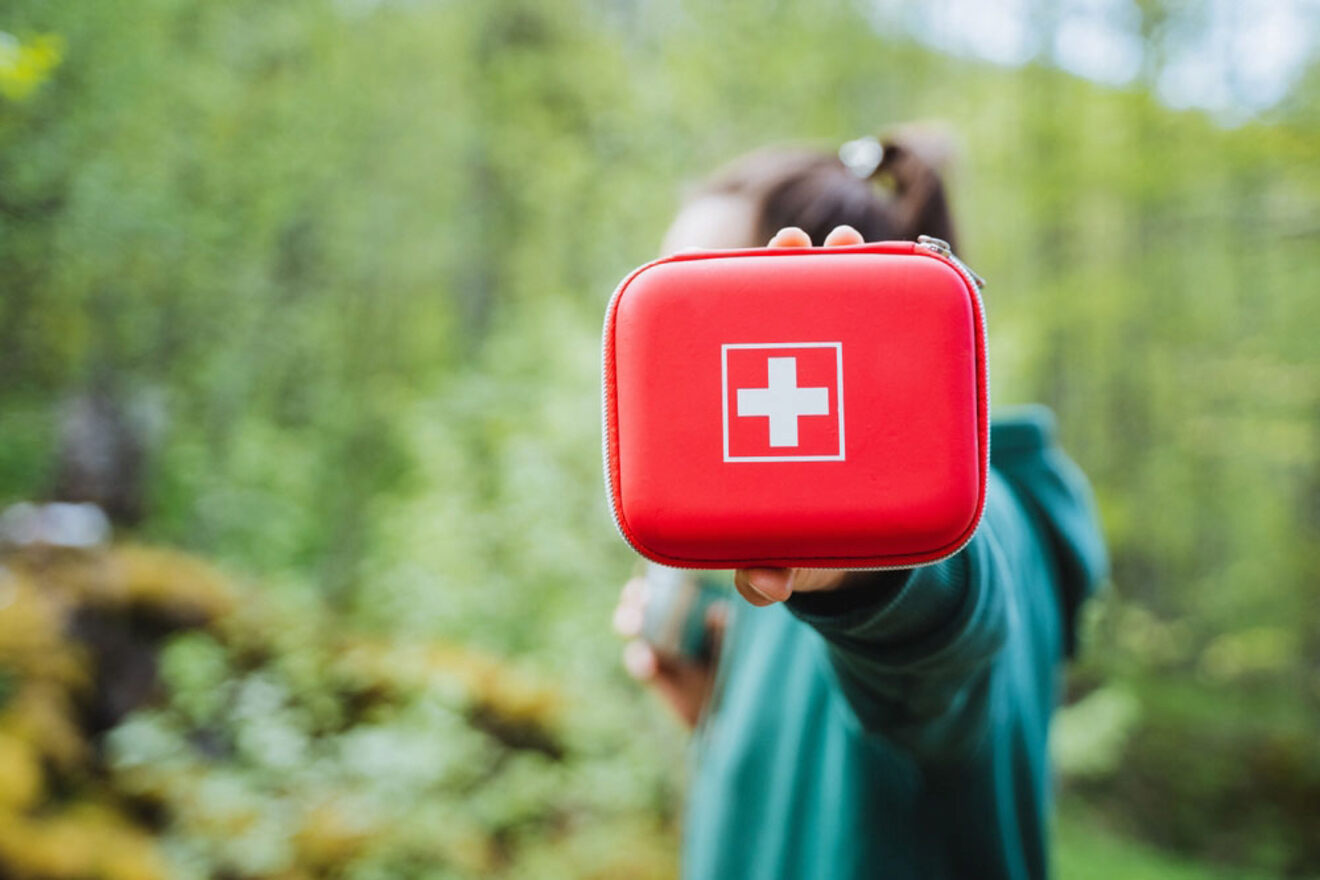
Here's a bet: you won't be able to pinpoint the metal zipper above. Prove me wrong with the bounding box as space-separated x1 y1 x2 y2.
917 235 986 289
799 239 991 571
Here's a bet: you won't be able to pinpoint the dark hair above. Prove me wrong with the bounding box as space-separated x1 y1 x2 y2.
690 136 958 251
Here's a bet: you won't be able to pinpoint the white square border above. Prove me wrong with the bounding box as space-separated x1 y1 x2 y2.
721 342 845 463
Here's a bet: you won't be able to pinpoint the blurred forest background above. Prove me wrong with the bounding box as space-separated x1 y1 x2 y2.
1 0 1317 878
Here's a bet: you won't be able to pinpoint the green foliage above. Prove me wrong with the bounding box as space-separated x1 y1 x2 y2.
0 0 1317 877
0 542 683 879
1055 805 1277 880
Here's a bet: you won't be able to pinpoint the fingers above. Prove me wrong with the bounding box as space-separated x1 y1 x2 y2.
622 636 712 728
623 639 659 679
612 576 648 638
823 224 864 247
612 600 643 638
615 576 719 729
621 576 646 603
769 225 865 249
768 226 811 248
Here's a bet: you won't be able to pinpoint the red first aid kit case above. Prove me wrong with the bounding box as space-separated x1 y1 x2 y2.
601 238 989 570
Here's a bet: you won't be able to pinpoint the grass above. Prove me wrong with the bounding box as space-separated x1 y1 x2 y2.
1056 805 1282 880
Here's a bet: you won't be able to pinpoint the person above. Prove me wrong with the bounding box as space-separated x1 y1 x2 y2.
612 128 1109 880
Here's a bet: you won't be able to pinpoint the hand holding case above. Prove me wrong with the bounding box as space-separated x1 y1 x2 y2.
602 239 989 570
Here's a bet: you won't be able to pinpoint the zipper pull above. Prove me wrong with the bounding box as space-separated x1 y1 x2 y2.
917 235 986 290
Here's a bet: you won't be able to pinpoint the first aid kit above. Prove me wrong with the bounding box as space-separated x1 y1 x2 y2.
601 237 989 570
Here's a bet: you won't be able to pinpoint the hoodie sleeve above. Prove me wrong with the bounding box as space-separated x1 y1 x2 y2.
989 406 1109 656
784 406 1107 758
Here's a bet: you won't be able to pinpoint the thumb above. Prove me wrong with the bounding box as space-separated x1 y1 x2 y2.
733 568 793 605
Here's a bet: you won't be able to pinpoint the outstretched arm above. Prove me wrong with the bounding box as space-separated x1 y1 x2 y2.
733 224 1015 760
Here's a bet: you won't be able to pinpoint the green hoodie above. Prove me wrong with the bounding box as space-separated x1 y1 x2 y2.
682 406 1108 880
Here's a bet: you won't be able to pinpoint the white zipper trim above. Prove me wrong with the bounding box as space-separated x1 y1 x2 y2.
600 244 990 571
600 262 650 560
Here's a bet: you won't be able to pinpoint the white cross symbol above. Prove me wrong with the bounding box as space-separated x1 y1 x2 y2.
736 357 831 447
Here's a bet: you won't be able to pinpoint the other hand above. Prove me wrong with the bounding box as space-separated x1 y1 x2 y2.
613 576 728 728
